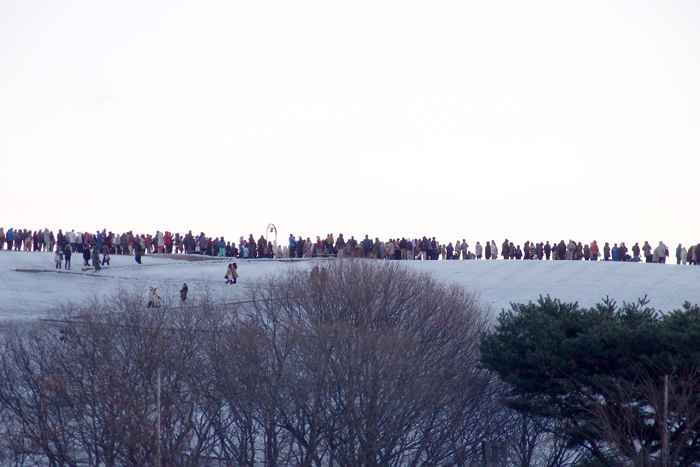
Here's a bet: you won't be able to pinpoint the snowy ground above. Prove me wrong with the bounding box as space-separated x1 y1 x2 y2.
1 251 699 320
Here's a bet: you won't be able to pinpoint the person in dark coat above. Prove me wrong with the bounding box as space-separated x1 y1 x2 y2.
180 283 188 301
82 245 91 267
135 243 143 264
642 241 652 263
556 240 566 260
64 245 72 270
485 241 491 260
619 242 628 261
632 242 641 262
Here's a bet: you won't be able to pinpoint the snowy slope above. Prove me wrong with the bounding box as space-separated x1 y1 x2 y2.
1 251 699 320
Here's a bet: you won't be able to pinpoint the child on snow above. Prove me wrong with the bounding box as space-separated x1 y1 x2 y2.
101 244 110 266
147 286 161 308
54 248 63 269
92 247 102 271
225 263 239 284
180 283 188 301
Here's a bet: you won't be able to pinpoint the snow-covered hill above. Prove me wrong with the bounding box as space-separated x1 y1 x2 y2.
1 251 699 320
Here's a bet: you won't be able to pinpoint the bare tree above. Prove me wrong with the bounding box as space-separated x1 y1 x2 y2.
240 259 501 467
507 413 586 467
0 285 230 467
582 360 700 467
0 260 504 467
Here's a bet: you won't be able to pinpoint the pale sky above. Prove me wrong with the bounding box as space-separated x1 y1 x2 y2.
1 1 699 249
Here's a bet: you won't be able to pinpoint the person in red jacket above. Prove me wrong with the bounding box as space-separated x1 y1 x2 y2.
590 240 600 261
164 231 172 254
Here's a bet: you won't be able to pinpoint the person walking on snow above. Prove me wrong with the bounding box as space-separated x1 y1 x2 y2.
82 245 91 267
134 243 143 264
225 263 239 284
64 245 72 270
92 247 102 271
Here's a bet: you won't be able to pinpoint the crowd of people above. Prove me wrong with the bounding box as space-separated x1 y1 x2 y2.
1 227 699 266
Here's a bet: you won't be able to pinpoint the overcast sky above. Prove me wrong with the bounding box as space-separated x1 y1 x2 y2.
1 1 699 249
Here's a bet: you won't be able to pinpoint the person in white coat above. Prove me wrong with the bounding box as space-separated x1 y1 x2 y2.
156 231 165 254
43 228 51 251
566 240 575 261
653 241 667 263
475 241 483 259
491 240 498 260
147 286 161 308
67 230 77 251
461 241 469 260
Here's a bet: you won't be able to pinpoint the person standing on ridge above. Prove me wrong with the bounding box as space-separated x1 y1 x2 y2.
642 241 652 263
632 242 640 262
590 240 599 261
